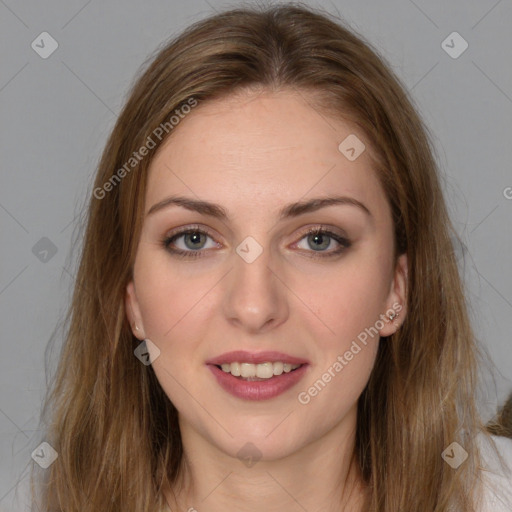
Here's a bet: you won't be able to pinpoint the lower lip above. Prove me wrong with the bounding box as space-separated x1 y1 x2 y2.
207 364 309 401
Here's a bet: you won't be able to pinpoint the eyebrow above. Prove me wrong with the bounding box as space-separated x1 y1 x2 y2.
147 194 372 221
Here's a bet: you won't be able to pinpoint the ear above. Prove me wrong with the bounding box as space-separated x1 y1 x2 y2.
379 253 408 337
125 280 146 340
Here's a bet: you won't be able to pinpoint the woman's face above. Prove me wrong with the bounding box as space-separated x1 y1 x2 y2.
126 88 407 461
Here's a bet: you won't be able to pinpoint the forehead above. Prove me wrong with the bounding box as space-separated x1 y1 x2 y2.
146 89 387 220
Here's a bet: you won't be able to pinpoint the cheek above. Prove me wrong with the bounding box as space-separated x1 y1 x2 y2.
133 255 210 406
298 340 379 432
292 249 392 346
133 252 214 340
295 257 385 420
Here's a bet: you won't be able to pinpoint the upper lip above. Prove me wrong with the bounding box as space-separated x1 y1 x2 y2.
205 350 309 366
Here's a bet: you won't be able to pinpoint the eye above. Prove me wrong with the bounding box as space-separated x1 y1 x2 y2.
293 226 351 259
161 225 219 259
161 224 351 260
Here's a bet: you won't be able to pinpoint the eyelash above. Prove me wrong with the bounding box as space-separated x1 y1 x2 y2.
160 224 351 260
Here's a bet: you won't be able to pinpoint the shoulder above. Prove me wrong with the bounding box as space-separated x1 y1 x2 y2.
476 433 512 511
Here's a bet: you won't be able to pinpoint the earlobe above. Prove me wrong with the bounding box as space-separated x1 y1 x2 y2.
125 281 145 339
379 253 408 337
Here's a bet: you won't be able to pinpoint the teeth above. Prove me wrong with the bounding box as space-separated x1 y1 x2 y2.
240 363 256 378
273 362 284 376
219 361 301 379
256 362 273 378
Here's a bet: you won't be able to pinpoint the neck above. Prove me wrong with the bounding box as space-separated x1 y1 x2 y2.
164 406 368 512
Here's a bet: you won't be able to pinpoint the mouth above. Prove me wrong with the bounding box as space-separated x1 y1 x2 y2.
214 361 304 381
206 360 309 401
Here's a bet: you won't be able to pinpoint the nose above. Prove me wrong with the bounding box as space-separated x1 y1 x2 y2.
222 242 289 334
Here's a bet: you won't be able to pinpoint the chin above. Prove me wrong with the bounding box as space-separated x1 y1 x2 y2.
214 418 310 461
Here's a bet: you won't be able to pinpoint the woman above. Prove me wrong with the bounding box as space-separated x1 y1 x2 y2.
32 3 512 511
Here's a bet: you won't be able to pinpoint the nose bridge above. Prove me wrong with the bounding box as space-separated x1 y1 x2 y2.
223 235 288 332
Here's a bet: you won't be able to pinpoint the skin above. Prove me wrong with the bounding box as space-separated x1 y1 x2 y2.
125 88 408 512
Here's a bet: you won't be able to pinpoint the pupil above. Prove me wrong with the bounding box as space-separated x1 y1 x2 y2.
185 232 204 249
309 233 328 250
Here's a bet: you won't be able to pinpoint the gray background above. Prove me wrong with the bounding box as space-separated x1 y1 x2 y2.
1 0 511 509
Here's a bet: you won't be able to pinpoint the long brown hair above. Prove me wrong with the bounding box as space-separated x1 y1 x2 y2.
31 3 497 511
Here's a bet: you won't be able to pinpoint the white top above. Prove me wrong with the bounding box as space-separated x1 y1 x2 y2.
478 434 512 511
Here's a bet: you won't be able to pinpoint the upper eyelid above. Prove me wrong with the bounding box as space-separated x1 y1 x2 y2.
165 225 349 248
165 225 216 240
